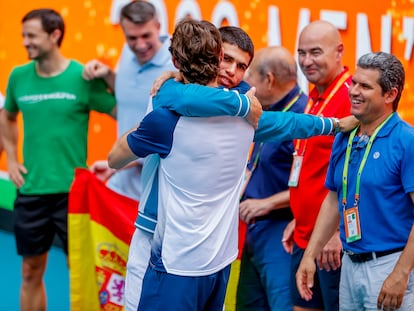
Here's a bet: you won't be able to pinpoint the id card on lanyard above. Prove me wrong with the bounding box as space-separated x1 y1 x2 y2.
288 155 303 187
344 206 361 242
341 113 393 243
288 71 351 187
243 90 302 197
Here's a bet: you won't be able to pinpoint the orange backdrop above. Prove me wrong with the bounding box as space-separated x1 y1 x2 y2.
1 0 414 170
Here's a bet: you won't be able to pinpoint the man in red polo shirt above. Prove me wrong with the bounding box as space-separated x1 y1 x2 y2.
282 20 352 311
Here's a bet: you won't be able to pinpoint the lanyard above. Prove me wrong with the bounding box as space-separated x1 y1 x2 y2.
283 89 302 112
294 71 351 156
248 89 303 168
341 113 393 209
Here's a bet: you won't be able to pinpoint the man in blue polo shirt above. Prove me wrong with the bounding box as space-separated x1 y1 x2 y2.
296 52 414 310
82 0 176 201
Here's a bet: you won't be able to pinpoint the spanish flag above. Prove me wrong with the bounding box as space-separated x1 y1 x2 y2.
68 168 245 311
68 168 138 311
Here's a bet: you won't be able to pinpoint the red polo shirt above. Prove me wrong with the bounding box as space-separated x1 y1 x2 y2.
290 67 352 249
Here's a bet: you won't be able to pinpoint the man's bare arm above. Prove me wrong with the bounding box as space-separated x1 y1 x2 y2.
108 128 138 169
0 110 27 187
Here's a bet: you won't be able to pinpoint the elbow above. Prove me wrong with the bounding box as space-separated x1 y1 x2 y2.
107 152 121 169
108 137 137 169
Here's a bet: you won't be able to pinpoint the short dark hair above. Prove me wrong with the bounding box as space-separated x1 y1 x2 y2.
120 0 157 24
170 19 222 85
219 26 254 65
22 9 65 47
357 52 405 111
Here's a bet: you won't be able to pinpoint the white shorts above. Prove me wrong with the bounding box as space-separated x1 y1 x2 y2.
340 251 414 310
124 228 153 311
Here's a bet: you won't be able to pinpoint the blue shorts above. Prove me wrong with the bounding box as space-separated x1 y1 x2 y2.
14 192 68 256
138 261 231 311
290 244 340 311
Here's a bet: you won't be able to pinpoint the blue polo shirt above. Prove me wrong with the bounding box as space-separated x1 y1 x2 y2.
326 113 414 253
115 38 174 136
242 85 307 222
108 37 175 201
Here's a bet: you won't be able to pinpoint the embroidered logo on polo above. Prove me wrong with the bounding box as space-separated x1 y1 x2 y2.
18 92 77 104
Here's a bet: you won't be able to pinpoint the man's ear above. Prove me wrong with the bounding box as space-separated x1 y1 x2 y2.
50 28 62 46
336 43 344 60
266 72 275 91
384 87 398 105
172 56 180 70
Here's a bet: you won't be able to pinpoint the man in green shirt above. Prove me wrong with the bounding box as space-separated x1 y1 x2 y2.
0 9 116 311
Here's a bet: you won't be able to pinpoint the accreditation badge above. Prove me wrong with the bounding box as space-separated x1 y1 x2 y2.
288 155 303 187
344 206 362 243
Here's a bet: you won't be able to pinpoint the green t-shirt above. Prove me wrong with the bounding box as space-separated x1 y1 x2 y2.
5 60 116 195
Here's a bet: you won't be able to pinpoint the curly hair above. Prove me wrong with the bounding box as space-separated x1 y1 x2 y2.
169 19 222 85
